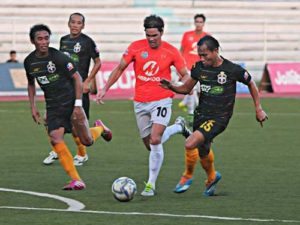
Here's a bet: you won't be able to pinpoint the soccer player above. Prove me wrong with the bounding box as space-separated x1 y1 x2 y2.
160 35 268 196
96 15 190 196
43 12 101 166
178 14 208 124
24 24 112 190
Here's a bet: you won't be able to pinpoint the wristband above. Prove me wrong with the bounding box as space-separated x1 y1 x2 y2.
74 99 82 107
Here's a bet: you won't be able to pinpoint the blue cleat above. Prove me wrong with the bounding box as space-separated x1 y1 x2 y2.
203 171 222 196
174 176 193 193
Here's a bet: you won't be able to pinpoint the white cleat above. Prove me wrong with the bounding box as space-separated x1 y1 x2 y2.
43 151 58 165
73 154 89 166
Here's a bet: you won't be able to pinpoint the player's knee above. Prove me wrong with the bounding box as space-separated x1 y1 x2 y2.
149 136 161 145
185 141 196 151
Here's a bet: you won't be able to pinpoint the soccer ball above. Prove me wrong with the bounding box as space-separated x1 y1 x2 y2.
112 177 137 202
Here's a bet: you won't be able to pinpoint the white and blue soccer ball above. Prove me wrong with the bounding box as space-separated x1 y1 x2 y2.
112 177 137 202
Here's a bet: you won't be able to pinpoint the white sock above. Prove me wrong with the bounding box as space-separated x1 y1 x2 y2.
182 95 189 105
161 124 182 144
147 144 164 189
185 94 195 114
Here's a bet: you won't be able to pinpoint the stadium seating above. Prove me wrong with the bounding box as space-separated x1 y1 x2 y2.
0 0 299 80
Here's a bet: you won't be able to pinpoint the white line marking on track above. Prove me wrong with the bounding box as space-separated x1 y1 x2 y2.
1 188 299 223
0 188 85 211
0 206 299 223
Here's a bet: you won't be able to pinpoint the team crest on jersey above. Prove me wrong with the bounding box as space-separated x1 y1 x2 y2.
217 71 227 84
141 51 148 59
73 42 81 53
47 61 56 73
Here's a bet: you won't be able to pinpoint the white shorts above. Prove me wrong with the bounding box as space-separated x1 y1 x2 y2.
134 98 172 138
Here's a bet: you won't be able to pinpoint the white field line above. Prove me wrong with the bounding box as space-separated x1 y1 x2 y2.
0 188 300 223
0 188 85 211
0 206 299 223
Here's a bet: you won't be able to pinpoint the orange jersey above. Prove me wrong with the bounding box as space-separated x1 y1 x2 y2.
181 30 208 69
123 39 186 102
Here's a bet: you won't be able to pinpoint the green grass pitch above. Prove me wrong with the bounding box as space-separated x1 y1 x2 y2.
0 98 299 225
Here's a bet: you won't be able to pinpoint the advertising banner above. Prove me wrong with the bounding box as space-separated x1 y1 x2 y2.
260 62 300 93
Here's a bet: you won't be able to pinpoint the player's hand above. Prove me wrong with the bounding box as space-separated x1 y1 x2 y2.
82 80 90 94
256 109 268 127
160 79 171 89
31 107 41 124
96 89 106 104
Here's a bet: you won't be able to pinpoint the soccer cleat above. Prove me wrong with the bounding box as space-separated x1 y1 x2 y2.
174 176 193 193
178 101 188 112
43 151 58 165
141 182 155 197
175 116 192 138
203 171 222 196
94 119 112 142
62 179 86 190
73 154 89 166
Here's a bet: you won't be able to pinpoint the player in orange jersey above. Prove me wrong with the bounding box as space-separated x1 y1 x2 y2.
97 15 190 196
178 14 208 124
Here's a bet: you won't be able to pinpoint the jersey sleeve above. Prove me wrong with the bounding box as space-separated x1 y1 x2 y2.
89 38 100 59
122 42 135 64
190 62 200 81
58 52 78 78
233 65 252 85
24 58 35 85
180 32 187 49
59 37 63 51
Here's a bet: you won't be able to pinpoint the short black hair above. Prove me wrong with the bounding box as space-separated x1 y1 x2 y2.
69 12 85 24
194 14 206 22
29 24 51 41
197 35 220 51
10 50 16 54
144 14 164 32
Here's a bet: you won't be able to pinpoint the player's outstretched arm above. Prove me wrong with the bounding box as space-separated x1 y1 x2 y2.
160 76 196 95
96 58 128 104
247 80 268 127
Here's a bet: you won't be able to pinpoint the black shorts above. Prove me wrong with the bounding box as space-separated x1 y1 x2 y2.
82 93 90 120
46 105 73 134
193 114 230 143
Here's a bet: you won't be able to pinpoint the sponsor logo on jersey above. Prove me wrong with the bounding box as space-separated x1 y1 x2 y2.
217 71 227 84
200 84 211 93
73 42 81 53
37 76 50 84
137 61 160 82
48 74 59 82
143 61 159 76
47 61 56 73
210 86 224 95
